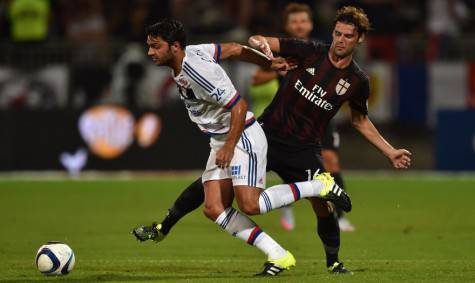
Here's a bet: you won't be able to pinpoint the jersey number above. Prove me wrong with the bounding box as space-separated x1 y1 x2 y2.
305 169 321 181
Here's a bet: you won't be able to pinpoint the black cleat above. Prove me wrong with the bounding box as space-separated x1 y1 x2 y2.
132 223 166 243
328 262 353 275
255 251 296 276
255 262 286 276
315 173 352 212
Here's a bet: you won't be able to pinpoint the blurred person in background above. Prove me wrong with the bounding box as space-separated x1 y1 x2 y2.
8 0 50 42
7 0 50 69
249 2 355 232
426 0 470 60
63 0 111 108
171 0 253 41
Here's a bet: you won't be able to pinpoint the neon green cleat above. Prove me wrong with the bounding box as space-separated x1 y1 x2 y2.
132 223 166 243
255 251 296 276
328 262 353 274
315 173 352 212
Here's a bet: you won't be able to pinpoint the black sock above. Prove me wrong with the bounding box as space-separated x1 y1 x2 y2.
160 177 205 235
332 172 345 219
317 214 340 267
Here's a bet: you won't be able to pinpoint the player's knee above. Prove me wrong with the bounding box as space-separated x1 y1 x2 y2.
203 205 223 221
236 201 260 215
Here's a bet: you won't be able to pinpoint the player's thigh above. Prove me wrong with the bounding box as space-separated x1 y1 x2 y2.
321 149 341 173
231 123 267 189
203 179 234 219
269 145 325 183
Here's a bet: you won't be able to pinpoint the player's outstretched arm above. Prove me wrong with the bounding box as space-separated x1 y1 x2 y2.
248 35 280 57
219 43 295 72
350 108 412 169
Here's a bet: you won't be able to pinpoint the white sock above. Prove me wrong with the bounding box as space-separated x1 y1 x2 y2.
215 207 287 260
259 180 325 214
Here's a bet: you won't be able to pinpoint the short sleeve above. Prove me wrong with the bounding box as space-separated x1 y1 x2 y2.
190 43 222 63
349 78 370 114
279 38 324 59
182 55 239 109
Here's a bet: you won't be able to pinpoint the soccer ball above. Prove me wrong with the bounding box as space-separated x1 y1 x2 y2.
35 241 75 275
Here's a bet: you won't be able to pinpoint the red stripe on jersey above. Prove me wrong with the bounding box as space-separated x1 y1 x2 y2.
224 92 241 109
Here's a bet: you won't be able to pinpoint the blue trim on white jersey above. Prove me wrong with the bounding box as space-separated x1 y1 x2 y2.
182 63 213 93
215 43 222 64
183 62 215 92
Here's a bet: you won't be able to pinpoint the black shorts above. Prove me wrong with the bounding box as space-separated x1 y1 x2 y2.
266 136 325 183
322 121 340 151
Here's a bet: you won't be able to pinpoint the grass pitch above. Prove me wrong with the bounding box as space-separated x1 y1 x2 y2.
0 174 474 282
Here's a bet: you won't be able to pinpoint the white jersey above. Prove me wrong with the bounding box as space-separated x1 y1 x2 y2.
173 44 255 135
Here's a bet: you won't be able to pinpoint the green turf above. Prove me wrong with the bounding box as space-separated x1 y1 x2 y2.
1 175 475 282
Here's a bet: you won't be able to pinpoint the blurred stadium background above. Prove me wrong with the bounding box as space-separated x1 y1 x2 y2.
1 0 474 173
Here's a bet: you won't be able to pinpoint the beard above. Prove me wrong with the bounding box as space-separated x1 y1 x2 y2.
333 46 353 58
152 50 173 66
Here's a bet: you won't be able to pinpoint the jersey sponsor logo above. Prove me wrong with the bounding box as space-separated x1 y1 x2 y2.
306 68 315 76
211 88 225 101
184 101 205 117
194 49 214 63
336 78 351 95
177 77 190 88
294 80 333 111
179 87 197 100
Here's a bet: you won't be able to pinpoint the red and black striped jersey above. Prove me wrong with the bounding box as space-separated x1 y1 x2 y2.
258 38 370 146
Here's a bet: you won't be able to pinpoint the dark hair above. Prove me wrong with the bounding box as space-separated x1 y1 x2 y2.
283 3 313 25
146 19 187 48
334 6 370 35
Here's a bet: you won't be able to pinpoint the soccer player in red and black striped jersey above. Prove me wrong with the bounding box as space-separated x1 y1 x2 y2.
133 6 412 275
247 7 411 274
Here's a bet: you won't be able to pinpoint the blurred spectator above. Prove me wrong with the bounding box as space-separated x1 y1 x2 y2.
395 0 425 35
248 0 280 36
427 0 470 60
8 0 50 42
171 0 252 41
6 0 51 69
119 0 151 43
62 0 111 108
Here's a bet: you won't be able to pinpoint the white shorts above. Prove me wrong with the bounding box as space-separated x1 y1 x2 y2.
202 122 267 188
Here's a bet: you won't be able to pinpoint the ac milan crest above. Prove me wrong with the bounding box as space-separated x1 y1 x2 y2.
336 78 350 95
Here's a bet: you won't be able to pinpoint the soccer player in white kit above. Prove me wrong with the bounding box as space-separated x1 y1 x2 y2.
141 19 351 276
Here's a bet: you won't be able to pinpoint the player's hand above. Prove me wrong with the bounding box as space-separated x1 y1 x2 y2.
388 149 412 169
270 57 298 72
249 36 274 59
215 144 235 169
